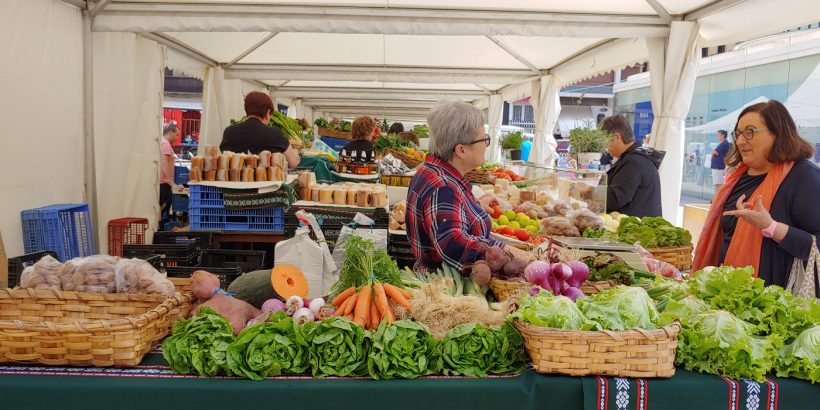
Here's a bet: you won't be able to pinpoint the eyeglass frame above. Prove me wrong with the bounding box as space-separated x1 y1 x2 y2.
454 137 491 151
731 127 769 141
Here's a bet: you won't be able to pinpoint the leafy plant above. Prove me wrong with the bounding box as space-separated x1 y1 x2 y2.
412 124 429 139
568 125 612 153
510 290 598 330
374 133 413 155
330 235 403 297
162 307 235 377
577 286 662 331
776 325 820 383
499 131 524 150
226 312 310 380
303 317 369 377
366 320 441 379
439 322 526 377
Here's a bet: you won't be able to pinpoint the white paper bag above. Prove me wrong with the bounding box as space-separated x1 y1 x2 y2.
275 210 338 298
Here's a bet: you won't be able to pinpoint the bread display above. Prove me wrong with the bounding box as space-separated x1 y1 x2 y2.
188 149 289 184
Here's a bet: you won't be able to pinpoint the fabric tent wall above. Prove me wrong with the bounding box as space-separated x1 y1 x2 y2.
0 0 84 257
486 94 504 162
529 76 560 165
93 32 165 253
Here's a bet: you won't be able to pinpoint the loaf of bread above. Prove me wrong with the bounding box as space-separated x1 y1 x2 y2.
230 154 243 170
259 150 272 167
245 155 259 169
203 144 219 158
189 166 202 182
203 170 217 181
242 167 255 182
229 169 241 182
255 166 267 182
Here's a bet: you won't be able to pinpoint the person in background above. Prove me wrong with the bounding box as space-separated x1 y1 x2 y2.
159 124 179 218
339 116 378 164
388 122 405 134
520 135 533 162
710 129 731 190
406 101 528 273
219 91 300 168
601 115 664 217
694 100 819 294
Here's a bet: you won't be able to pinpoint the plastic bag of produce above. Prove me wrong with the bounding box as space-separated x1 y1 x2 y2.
20 255 62 290
276 211 336 299
62 255 119 293
115 258 175 295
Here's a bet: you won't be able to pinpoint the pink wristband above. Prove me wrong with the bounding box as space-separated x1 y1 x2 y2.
761 220 778 238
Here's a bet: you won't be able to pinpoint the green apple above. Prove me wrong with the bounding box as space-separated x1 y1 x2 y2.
492 222 500 230
503 210 516 220
516 214 531 225
509 221 521 229
525 225 538 234
497 215 509 225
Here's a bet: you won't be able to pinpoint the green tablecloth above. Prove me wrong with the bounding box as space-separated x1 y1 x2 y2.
0 353 816 410
298 156 337 184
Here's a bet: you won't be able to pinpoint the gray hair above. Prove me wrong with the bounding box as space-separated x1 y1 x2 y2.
163 124 179 135
427 100 484 161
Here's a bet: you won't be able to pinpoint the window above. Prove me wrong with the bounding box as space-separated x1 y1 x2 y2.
702 47 709 58
717 45 725 54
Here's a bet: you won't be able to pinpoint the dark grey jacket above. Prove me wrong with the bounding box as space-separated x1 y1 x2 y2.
606 144 664 217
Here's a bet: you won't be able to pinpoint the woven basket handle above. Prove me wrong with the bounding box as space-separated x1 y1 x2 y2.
600 329 625 342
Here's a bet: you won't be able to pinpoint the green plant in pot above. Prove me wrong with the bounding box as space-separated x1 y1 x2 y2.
499 131 525 161
567 125 612 169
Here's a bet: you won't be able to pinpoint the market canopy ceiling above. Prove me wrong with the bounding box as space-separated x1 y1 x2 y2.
78 0 820 121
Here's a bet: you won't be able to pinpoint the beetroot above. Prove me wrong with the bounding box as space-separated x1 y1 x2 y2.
470 261 492 286
485 246 510 272
502 258 527 278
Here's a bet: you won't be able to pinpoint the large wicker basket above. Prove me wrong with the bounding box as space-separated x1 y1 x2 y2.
317 127 352 140
398 131 419 145
0 288 192 367
646 244 693 271
386 148 423 169
465 168 493 184
513 320 681 377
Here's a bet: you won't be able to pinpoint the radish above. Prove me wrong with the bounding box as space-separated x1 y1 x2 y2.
292 307 315 325
523 261 551 289
261 298 286 314
285 296 304 316
309 298 325 316
564 260 590 288
471 262 492 286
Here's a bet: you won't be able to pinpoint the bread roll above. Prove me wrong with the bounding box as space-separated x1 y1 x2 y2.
259 150 272 167
242 167 255 182
190 166 202 182
230 154 243 170
266 167 274 182
216 168 227 181
204 170 217 181
255 166 267 182
245 155 259 169
229 169 241 182
203 157 217 171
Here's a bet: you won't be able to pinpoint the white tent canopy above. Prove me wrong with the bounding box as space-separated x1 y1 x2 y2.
1 0 819 256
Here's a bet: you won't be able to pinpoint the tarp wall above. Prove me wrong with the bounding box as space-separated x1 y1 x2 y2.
0 0 85 257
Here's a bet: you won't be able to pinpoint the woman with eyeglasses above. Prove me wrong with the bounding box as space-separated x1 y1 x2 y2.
406 100 528 273
694 100 819 294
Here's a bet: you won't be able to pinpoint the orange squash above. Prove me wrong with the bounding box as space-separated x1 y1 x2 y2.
270 264 308 299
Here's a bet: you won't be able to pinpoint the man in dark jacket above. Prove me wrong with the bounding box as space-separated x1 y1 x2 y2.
601 115 663 217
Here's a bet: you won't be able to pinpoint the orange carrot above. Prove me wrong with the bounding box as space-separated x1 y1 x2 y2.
333 296 353 316
331 286 356 307
369 300 379 328
353 285 372 326
373 283 389 315
383 303 395 324
383 283 412 312
344 314 354 321
342 293 359 316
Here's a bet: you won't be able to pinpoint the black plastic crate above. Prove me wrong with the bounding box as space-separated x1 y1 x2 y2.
152 231 213 254
7 251 59 288
199 249 266 273
387 232 413 258
122 243 200 269
165 265 242 289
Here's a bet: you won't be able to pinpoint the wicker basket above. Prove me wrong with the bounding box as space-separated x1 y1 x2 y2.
398 131 419 145
646 244 693 271
169 277 193 294
0 288 192 367
580 280 617 295
317 127 352 140
465 168 494 184
489 278 533 301
513 320 681 378
386 148 423 169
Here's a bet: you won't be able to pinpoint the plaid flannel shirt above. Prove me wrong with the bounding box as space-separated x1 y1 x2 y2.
406 155 504 272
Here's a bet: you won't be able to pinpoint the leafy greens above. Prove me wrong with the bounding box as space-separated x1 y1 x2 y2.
161 307 235 377
226 312 310 380
366 320 440 379
439 322 526 377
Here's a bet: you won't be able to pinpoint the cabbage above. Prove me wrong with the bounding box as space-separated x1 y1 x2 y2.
509 290 597 330
303 317 370 377
161 307 235 377
776 325 820 383
225 312 310 380
676 310 781 382
661 296 710 322
367 320 441 380
577 286 661 331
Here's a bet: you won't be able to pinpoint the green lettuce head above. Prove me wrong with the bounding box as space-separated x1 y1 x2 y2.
304 317 369 377
577 286 661 331
226 311 310 380
439 322 526 377
367 320 441 379
162 307 235 377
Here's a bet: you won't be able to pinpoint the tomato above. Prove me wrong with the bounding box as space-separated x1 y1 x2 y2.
498 226 515 236
513 228 530 242
490 204 502 219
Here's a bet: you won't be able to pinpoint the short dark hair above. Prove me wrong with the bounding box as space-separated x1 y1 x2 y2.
163 124 178 135
717 130 728 138
600 115 634 144
244 91 273 118
726 100 814 167
388 122 404 134
352 116 377 141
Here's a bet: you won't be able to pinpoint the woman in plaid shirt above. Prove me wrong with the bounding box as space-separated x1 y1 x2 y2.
406 101 528 272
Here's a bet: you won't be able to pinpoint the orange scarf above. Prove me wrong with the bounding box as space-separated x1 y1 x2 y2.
693 161 794 275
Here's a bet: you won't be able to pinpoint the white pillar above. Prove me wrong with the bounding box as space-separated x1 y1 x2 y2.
486 94 504 162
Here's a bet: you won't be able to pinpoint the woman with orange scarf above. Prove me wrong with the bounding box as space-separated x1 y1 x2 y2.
693 100 819 294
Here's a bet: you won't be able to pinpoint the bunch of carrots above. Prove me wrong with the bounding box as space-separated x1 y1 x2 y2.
331 282 413 329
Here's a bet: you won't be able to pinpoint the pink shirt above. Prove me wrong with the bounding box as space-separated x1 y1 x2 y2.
160 138 174 184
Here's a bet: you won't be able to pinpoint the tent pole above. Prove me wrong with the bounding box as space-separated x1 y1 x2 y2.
82 11 99 253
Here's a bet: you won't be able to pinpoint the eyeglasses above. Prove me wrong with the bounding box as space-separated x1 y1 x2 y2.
731 128 769 141
465 137 491 147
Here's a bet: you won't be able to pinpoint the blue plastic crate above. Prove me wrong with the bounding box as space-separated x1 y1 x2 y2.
320 136 350 152
189 185 285 232
174 165 190 185
172 194 189 213
20 204 95 261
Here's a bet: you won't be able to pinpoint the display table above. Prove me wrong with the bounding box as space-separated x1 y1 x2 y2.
0 352 816 410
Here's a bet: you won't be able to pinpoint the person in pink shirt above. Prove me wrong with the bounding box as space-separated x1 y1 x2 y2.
160 124 179 216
